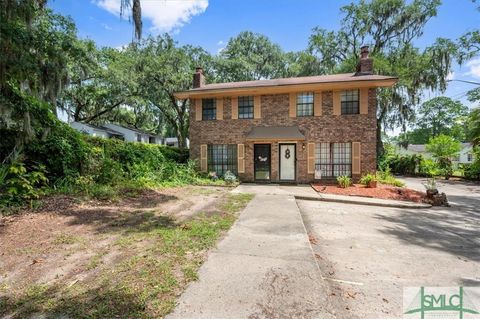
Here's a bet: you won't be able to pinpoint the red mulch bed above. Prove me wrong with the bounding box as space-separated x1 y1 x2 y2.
311 183 426 203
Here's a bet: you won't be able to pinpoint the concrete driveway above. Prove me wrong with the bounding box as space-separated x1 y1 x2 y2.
299 177 480 318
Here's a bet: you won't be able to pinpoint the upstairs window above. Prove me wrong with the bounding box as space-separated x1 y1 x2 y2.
468 153 473 162
202 98 216 120
341 90 359 114
296 92 314 117
238 96 254 119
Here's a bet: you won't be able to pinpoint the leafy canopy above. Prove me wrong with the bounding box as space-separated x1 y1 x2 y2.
426 134 462 159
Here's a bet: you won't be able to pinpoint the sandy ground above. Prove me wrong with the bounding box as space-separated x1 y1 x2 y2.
0 186 230 293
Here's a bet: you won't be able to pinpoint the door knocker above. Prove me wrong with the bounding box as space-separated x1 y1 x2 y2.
285 148 291 159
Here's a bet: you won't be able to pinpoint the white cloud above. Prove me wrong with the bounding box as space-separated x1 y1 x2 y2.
465 58 480 79
217 40 224 46
101 23 112 30
94 0 208 33
446 71 455 81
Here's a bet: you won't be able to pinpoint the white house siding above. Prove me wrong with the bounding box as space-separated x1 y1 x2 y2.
103 123 161 144
397 143 475 165
70 122 109 138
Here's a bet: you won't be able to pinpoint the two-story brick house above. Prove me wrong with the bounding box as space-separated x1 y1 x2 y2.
175 47 397 183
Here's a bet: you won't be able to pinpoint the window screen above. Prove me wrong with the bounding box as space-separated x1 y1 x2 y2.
315 142 352 177
207 144 237 176
341 90 359 115
296 93 314 117
202 98 216 120
238 96 254 119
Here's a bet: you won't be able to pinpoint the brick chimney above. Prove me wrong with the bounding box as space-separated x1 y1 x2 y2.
193 67 205 88
355 46 373 75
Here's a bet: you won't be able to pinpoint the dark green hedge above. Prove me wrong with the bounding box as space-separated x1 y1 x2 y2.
1 123 189 183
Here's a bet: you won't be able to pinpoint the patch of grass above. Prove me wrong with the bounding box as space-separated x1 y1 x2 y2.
377 170 405 187
86 251 106 270
1 191 254 319
53 233 82 245
220 193 254 213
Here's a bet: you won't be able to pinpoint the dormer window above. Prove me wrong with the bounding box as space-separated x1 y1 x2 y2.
202 98 216 120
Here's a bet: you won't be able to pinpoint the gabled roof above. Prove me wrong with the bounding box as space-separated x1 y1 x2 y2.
105 123 159 137
72 122 124 137
407 143 472 153
175 73 398 99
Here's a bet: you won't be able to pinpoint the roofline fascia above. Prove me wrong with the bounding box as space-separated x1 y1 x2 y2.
174 77 398 99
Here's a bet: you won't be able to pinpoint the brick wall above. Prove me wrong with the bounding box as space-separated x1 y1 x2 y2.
189 89 377 183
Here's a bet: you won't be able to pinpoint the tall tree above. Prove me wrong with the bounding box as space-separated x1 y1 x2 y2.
426 134 462 179
129 35 213 148
307 0 455 157
0 2 82 144
416 96 469 137
120 0 142 40
216 31 286 81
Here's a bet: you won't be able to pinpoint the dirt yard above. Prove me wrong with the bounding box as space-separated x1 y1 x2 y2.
0 186 253 318
312 183 426 203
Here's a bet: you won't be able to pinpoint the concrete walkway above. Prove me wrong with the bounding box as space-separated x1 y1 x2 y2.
167 185 334 319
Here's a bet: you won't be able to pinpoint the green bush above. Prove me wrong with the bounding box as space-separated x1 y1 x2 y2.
159 146 189 163
464 150 480 181
376 168 405 187
223 171 237 185
359 173 376 186
0 161 48 206
26 122 90 181
337 175 352 188
418 158 440 177
385 154 422 175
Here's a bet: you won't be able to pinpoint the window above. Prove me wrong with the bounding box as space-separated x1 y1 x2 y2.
296 92 314 117
468 153 473 162
238 96 254 119
136 134 142 142
149 136 156 144
341 90 359 114
207 144 237 176
315 142 352 177
202 98 216 120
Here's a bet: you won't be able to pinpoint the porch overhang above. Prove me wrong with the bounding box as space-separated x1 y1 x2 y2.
245 126 306 142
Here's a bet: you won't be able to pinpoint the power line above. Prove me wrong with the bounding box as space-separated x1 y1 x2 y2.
447 79 480 86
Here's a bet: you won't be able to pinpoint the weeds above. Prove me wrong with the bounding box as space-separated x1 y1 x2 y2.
1 192 254 319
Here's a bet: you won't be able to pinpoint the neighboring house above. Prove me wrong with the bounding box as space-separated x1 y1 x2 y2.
70 122 162 144
164 137 190 148
398 143 476 165
397 144 432 159
70 122 124 140
175 46 397 182
103 123 162 144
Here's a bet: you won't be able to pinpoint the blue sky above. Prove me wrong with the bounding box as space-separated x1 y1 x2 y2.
50 0 480 123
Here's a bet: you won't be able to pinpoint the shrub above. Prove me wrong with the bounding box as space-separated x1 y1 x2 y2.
385 154 422 175
337 175 352 188
418 158 440 177
376 168 405 187
26 122 90 181
1 161 48 206
359 173 376 186
160 146 189 163
223 171 237 185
